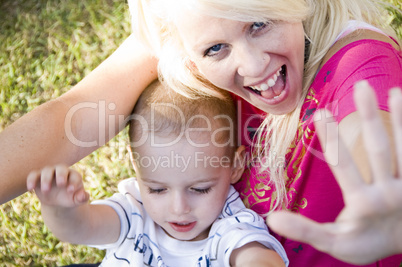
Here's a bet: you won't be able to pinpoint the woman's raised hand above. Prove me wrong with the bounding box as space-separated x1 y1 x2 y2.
267 81 402 264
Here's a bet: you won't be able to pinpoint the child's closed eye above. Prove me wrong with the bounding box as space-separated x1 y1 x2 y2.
192 187 212 194
148 187 166 194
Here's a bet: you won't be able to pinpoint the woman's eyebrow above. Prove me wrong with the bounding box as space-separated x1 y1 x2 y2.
192 22 250 52
192 39 219 52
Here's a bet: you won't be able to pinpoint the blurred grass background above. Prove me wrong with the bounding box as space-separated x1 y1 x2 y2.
0 0 401 266
0 0 133 266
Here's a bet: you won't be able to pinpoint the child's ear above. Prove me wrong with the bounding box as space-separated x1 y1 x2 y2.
230 145 246 184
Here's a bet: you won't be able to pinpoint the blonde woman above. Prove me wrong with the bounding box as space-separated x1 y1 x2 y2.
129 0 402 265
1 0 402 265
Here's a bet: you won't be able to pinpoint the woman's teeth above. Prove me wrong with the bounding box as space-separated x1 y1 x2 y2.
250 68 281 92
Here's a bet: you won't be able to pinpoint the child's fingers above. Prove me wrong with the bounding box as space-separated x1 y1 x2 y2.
54 164 69 187
40 166 56 192
27 170 40 191
67 170 89 205
66 169 84 193
74 188 90 204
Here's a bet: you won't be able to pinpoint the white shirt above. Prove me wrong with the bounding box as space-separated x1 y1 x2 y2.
92 178 289 266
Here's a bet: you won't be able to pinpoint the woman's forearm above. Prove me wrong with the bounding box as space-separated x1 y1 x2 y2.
0 34 158 204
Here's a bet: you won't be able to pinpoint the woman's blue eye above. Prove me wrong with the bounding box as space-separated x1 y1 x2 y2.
210 44 222 52
251 22 267 31
205 44 223 57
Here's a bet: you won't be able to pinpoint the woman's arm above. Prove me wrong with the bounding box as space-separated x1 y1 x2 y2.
0 34 158 204
267 82 402 264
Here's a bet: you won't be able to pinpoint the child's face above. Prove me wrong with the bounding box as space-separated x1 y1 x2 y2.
133 135 242 241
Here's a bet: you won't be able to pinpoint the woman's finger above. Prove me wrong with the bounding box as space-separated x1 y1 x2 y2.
267 211 334 252
389 88 402 177
354 80 392 181
314 109 363 196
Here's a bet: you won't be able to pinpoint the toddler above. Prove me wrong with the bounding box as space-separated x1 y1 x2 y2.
27 81 288 266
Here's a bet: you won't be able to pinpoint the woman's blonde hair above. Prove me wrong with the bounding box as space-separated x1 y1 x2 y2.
129 0 398 213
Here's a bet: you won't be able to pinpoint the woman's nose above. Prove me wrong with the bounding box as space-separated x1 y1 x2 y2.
236 42 270 78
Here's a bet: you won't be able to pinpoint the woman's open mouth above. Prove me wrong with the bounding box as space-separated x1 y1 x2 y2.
246 65 287 99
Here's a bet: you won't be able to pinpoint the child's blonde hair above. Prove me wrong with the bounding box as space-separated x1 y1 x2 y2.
129 80 238 159
129 0 399 213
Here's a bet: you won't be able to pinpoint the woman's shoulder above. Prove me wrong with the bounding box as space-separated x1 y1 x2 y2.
316 29 402 87
312 30 402 124
321 29 400 66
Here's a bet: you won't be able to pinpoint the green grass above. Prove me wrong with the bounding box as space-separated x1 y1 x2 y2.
0 0 133 265
0 0 401 266
384 0 402 38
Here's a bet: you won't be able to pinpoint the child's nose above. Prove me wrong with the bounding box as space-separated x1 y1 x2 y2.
170 192 191 215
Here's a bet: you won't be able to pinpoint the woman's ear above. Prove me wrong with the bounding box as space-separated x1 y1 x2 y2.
230 145 246 184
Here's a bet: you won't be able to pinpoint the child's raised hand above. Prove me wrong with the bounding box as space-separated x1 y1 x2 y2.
27 165 89 207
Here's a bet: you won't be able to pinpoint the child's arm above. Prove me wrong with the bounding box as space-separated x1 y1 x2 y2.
27 165 120 245
229 242 286 267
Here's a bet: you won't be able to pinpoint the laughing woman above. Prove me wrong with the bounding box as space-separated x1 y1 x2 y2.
129 0 402 265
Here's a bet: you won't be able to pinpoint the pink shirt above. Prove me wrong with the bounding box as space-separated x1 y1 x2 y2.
233 39 402 266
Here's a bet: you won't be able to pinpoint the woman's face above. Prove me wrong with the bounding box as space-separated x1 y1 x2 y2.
175 13 305 115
